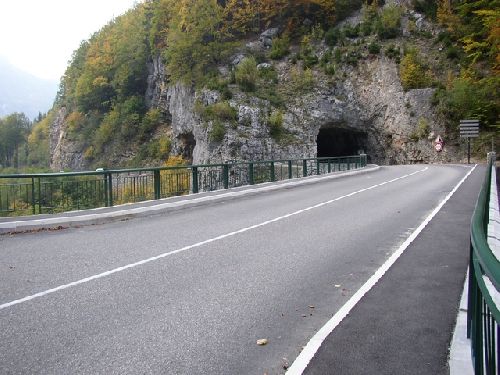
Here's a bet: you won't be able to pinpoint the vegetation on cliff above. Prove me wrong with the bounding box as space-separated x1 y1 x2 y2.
1 0 498 171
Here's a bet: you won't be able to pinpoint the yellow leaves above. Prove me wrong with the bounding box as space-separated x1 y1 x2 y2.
399 49 431 91
66 111 85 134
92 76 109 88
468 8 500 70
437 0 459 32
165 155 186 166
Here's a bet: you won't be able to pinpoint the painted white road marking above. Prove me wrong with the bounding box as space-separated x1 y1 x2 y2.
285 164 477 375
0 167 430 311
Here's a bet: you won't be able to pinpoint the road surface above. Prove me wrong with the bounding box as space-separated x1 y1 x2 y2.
0 164 483 374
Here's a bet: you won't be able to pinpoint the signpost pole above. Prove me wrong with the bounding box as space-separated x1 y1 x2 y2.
467 137 471 164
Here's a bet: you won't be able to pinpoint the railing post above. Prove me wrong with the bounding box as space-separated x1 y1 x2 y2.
303 159 308 177
347 158 351 170
107 173 113 207
248 163 254 185
192 167 199 194
37 177 42 214
223 164 229 189
31 177 36 214
288 160 292 179
316 159 320 175
270 162 275 182
104 174 109 207
328 160 331 173
154 170 161 200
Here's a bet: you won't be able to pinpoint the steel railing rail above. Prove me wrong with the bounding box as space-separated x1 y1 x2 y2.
468 152 499 375
0 154 368 216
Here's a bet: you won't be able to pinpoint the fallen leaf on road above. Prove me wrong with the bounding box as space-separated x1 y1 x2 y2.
334 284 341 288
308 305 315 309
257 339 268 346
282 358 290 369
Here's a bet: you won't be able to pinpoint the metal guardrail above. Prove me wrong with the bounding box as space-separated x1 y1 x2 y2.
0 155 367 216
468 152 499 375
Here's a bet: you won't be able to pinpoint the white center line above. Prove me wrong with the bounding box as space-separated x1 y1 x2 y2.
0 167 429 311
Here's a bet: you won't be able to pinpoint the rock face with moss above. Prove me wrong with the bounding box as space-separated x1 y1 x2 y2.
51 0 491 170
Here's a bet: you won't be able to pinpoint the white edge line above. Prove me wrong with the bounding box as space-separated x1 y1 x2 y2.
285 164 477 375
0 166 427 311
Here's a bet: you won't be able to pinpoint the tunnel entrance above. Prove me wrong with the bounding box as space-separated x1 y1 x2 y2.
178 132 196 162
316 127 367 157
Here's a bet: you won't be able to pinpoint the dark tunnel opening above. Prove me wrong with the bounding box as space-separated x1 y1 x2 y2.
316 127 368 158
178 132 196 163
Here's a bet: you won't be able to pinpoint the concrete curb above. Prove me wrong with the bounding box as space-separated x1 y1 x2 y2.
0 165 380 234
449 269 474 375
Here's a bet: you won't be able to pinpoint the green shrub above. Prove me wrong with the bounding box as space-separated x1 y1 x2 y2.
204 73 232 99
320 49 332 67
335 0 364 22
437 31 453 47
142 137 172 159
258 65 278 84
412 0 437 20
359 22 373 36
385 44 401 62
209 121 226 142
343 24 360 38
254 89 285 108
334 48 342 63
268 110 284 139
345 50 361 66
303 54 319 68
324 63 336 76
368 42 381 54
376 5 403 39
446 46 460 60
235 57 258 92
211 102 237 122
325 28 342 47
290 67 315 92
138 108 162 141
300 35 318 68
269 35 290 60
197 101 237 124
410 117 430 140
311 24 325 41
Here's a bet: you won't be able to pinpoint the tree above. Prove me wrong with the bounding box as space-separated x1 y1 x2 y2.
0 113 31 168
165 0 226 83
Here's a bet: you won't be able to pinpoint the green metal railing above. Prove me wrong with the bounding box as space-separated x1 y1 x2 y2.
0 154 367 217
468 152 499 375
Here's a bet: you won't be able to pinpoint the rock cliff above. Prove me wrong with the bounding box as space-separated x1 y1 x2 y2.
50 5 458 170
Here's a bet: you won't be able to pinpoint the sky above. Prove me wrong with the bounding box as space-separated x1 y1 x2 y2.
0 0 140 82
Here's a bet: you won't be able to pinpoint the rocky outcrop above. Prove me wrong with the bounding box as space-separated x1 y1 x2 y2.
50 14 457 170
50 107 86 171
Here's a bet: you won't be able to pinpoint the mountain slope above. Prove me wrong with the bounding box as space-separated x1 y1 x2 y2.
48 0 499 170
0 57 58 119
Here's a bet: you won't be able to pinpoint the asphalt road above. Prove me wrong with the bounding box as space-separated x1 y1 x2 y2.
0 164 483 374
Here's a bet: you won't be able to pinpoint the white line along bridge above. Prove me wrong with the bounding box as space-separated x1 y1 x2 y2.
0 155 367 216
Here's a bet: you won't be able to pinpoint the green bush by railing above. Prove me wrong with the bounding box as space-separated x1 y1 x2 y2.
468 152 499 375
0 155 367 216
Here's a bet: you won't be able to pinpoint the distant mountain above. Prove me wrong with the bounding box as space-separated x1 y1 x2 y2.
0 57 58 120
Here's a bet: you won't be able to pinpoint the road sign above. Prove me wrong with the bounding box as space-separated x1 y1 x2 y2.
460 119 480 164
459 119 479 138
434 135 443 152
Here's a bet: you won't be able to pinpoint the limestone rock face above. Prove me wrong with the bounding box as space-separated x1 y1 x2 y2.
50 33 457 170
50 107 86 171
